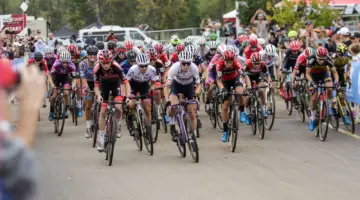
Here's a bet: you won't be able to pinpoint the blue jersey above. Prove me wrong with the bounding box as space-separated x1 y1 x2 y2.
193 55 204 66
119 59 132 75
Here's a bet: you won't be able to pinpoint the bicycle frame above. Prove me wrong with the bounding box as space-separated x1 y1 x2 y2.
172 99 198 143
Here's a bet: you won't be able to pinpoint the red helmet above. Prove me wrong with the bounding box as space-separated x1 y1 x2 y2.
98 50 113 63
316 47 328 59
154 43 164 53
146 48 158 60
117 45 127 53
124 40 134 51
290 41 301 51
67 44 78 56
176 44 185 52
223 50 235 61
250 52 262 63
249 38 258 47
238 35 249 43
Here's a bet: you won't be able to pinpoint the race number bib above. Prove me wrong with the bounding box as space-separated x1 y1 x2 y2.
217 71 222 77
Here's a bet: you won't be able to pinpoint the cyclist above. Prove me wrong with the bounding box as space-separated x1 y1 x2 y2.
280 41 302 97
260 44 280 92
107 40 117 55
243 37 262 59
126 53 158 138
208 32 218 41
79 45 99 138
306 47 339 131
164 50 201 141
48 51 77 121
216 50 249 142
93 50 130 151
186 45 205 73
44 46 56 71
243 52 271 124
204 41 219 111
257 38 266 49
114 44 131 74
144 38 153 46
169 44 185 65
196 37 209 59
166 35 181 57
95 41 105 51
154 43 170 67
124 40 141 55
126 50 137 66
134 40 145 53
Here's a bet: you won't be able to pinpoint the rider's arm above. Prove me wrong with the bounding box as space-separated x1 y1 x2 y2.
164 64 176 100
305 68 313 83
215 61 224 89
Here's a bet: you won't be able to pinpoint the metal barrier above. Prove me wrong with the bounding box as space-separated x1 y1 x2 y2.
144 28 203 41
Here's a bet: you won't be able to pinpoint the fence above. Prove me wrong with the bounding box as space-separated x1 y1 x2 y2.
144 28 203 41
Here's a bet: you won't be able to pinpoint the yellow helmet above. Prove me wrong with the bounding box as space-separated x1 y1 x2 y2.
336 43 348 54
288 30 298 38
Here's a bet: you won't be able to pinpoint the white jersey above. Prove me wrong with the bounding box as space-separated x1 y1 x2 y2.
132 47 141 55
126 65 158 83
196 45 210 59
167 62 200 85
259 50 280 68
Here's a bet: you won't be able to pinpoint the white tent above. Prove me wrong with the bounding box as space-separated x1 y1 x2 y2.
223 10 237 19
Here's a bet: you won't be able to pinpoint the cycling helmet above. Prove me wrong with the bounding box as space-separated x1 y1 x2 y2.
178 50 193 62
223 50 235 61
184 37 192 47
144 38 152 45
304 47 314 57
136 53 150 65
207 41 218 49
249 33 258 40
288 30 298 38
198 37 206 45
107 41 116 50
143 44 152 51
127 50 137 61
336 43 348 54
217 44 227 55
238 35 249 43
134 40 145 48
154 43 164 53
98 50 113 63
249 38 258 47
257 38 266 46
250 52 262 63
146 48 158 60
203 31 211 40
116 43 126 53
290 41 301 51
34 51 43 61
209 33 217 41
170 35 181 45
242 40 249 48
80 51 87 58
124 40 134 50
57 46 67 54
77 43 84 51
67 44 78 55
45 46 54 54
60 50 71 62
176 44 185 52
316 47 328 59
95 41 105 50
265 44 277 56
185 45 196 55
86 45 99 55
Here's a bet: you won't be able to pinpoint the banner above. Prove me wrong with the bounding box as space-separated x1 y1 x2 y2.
0 14 27 34
346 61 360 104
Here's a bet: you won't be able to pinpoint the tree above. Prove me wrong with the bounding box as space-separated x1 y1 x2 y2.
237 0 267 27
199 0 234 21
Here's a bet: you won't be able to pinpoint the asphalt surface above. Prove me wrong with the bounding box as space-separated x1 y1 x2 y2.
26 100 360 200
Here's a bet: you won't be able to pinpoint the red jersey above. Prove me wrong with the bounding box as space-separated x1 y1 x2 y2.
27 58 49 76
158 53 168 65
216 59 243 81
243 45 262 59
295 53 307 71
245 59 267 75
169 52 179 64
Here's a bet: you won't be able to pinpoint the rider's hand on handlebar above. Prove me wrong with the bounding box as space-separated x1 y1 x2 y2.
97 96 103 103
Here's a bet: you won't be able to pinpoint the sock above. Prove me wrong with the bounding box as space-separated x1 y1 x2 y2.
310 110 316 120
99 130 105 144
76 100 82 109
262 105 266 112
244 107 249 114
169 116 175 125
86 120 92 129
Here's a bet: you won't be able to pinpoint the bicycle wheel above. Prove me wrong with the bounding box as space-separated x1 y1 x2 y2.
257 102 265 139
304 92 311 121
53 99 59 133
106 116 117 166
297 94 306 123
133 116 143 151
58 99 66 136
159 103 168 133
265 91 276 130
152 104 160 143
329 102 339 131
210 100 217 128
340 99 355 133
318 100 329 141
184 115 199 163
176 117 186 158
230 108 238 152
285 82 293 115
140 109 153 155
92 103 99 148
250 101 257 135
215 97 223 131
201 81 206 104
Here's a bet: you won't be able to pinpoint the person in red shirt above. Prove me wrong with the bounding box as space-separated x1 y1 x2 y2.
216 50 249 142
169 44 185 65
243 37 262 59
243 52 271 125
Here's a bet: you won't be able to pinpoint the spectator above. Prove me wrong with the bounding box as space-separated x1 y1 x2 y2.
34 38 46 56
0 59 44 200
27 37 36 58
333 16 344 29
250 8 269 39
325 30 337 54
47 33 57 49
350 43 360 61
268 31 278 47
300 20 318 48
315 27 326 47
338 27 352 46
105 31 118 42
350 32 360 45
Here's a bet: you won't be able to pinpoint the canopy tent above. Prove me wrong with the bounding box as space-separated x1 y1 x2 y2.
53 25 76 39
222 10 237 23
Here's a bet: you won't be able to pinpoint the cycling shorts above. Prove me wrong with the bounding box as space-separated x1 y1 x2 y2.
129 80 150 96
170 80 194 100
85 81 95 101
52 75 71 88
247 73 262 84
311 71 331 84
100 83 121 102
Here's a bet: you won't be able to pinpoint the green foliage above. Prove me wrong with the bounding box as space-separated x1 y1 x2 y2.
199 0 234 20
237 0 267 26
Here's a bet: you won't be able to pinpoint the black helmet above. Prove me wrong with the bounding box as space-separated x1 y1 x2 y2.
127 50 137 61
95 41 105 50
34 51 43 61
86 45 99 55
107 41 116 50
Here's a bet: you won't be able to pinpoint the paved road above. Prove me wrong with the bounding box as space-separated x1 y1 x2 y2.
31 100 360 200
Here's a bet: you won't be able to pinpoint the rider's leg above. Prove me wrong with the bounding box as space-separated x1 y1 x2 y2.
187 103 198 133
97 104 107 151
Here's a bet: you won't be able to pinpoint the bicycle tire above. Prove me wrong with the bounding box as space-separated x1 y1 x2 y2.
176 117 186 158
184 116 199 162
304 92 312 121
329 102 339 131
318 100 329 141
341 100 355 133
230 107 238 152
159 103 168 133
297 95 306 123
210 100 217 128
92 103 99 148
140 109 153 155
196 117 201 138
107 116 117 166
285 82 293 116
58 100 66 136
250 101 257 135
257 102 265 140
152 103 160 143
53 98 59 134
265 91 276 130
215 97 224 131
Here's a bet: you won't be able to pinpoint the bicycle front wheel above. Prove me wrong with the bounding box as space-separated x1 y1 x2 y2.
92 103 100 148
250 101 257 135
106 116 117 166
297 95 305 123
215 97 223 131
230 108 238 152
265 91 276 130
140 109 153 155
58 99 66 136
210 100 217 128
152 103 160 143
319 101 329 141
285 82 293 116
185 116 199 163
257 102 265 140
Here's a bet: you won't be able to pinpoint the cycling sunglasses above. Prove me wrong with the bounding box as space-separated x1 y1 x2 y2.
210 48 217 51
181 62 191 66
87 53 97 56
102 61 111 65
139 64 148 68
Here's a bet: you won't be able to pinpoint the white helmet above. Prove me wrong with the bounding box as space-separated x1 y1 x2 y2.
265 44 277 56
207 41 218 49
57 46 67 54
185 45 196 55
257 38 266 46
136 53 150 65
226 45 239 57
134 40 145 47
144 38 152 45
178 50 193 62
60 50 71 62
198 37 206 45
45 46 54 54
338 27 350 36
202 31 211 39
217 44 227 55
249 33 257 40
170 35 179 41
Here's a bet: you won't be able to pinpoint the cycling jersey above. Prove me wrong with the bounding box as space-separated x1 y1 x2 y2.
208 53 221 69
79 59 97 85
169 52 179 64
193 55 204 66
333 56 351 73
51 61 76 76
245 59 268 83
150 59 166 78
27 58 49 75
196 45 210 59
259 50 280 68
306 56 335 74
45 56 57 71
294 53 308 73
167 62 200 86
282 49 302 71
243 45 262 59
216 59 244 81
126 65 158 95
157 53 169 65
114 57 132 75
